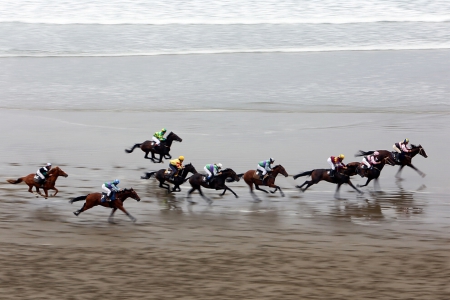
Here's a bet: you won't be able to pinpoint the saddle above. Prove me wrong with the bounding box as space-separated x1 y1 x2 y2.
253 171 268 183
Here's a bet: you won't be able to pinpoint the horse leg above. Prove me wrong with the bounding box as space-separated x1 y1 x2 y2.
187 187 197 203
407 163 426 178
117 205 136 223
347 180 363 195
159 181 172 194
108 208 118 223
220 189 226 196
50 187 59 197
222 185 239 198
255 185 269 193
246 182 260 202
164 154 172 159
395 165 405 179
357 178 372 188
73 203 86 216
197 187 212 205
334 184 342 199
296 180 313 192
27 184 39 198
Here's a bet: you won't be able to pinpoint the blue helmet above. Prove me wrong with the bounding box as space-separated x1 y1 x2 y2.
113 179 120 185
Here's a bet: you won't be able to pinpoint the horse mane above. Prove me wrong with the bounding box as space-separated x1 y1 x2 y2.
273 164 281 169
49 166 60 173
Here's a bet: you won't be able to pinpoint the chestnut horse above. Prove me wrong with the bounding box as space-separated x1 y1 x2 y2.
355 150 396 189
69 188 141 223
187 168 241 204
243 165 288 202
125 132 182 163
358 145 427 178
141 163 198 193
293 162 362 199
7 166 68 198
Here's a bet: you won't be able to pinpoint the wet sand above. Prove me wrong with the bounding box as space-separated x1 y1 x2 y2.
1 106 449 299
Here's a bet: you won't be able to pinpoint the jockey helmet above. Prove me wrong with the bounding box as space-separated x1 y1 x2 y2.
269 157 275 163
178 156 184 161
216 163 223 169
374 151 380 156
404 138 409 143
339 154 345 160
46 163 52 167
161 128 167 132
113 179 120 184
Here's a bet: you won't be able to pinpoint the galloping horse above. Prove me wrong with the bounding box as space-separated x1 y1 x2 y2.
243 165 288 202
125 132 182 163
7 166 68 198
141 163 198 193
361 145 427 178
293 162 362 199
355 150 396 189
70 188 141 223
187 168 241 204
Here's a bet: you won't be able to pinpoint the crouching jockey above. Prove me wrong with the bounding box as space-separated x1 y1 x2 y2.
257 158 274 181
204 163 223 183
35 163 52 185
152 128 167 149
327 154 346 177
393 138 411 161
361 151 382 170
168 156 184 180
101 179 120 202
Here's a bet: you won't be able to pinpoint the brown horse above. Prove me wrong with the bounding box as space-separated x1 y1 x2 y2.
69 188 141 223
187 168 241 204
124 132 182 163
361 145 428 178
141 163 198 193
293 162 362 199
355 150 396 189
243 165 288 202
7 166 68 198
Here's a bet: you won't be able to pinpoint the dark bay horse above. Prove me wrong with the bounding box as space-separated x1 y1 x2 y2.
243 165 288 202
360 145 427 178
187 168 241 204
293 162 362 199
355 150 396 189
141 163 198 193
70 188 141 223
7 166 68 198
125 132 182 163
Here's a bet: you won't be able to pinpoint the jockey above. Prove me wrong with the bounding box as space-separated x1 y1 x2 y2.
393 138 412 160
36 163 52 184
169 156 184 180
327 154 345 177
152 128 167 148
204 163 223 183
101 179 120 202
362 151 381 169
257 158 274 181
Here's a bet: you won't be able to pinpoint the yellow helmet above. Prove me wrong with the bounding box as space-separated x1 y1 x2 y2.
339 154 345 160
178 156 184 161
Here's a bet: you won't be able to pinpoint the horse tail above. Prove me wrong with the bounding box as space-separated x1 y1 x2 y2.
355 150 374 157
236 173 244 179
141 171 157 180
69 195 87 204
293 170 313 180
7 177 23 184
125 143 142 153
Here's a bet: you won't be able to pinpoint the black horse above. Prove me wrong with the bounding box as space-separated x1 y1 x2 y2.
141 163 198 193
355 150 396 189
125 132 182 163
293 162 362 199
187 168 241 204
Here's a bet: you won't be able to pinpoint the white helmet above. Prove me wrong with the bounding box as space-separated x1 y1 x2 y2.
46 163 52 167
216 163 223 169
269 158 275 163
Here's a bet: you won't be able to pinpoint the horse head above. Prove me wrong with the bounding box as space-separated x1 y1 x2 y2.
121 188 141 202
167 132 182 143
412 144 428 158
272 165 289 177
50 166 68 178
222 168 240 182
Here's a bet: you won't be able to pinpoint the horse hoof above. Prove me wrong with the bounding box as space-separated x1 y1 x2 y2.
295 185 301 189
281 194 285 197
421 174 426 178
73 211 79 216
131 218 137 223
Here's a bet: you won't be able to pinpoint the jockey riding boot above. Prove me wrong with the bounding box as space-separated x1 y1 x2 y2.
260 174 264 182
330 169 335 177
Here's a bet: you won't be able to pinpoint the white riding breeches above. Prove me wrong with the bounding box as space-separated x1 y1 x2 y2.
152 136 161 145
102 184 112 196
257 165 267 175
327 157 336 170
362 157 371 168
36 170 45 180
393 144 402 153
204 166 213 178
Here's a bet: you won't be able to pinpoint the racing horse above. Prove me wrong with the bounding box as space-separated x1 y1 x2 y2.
124 132 182 163
69 188 141 223
358 145 427 178
187 168 241 204
243 165 289 202
293 162 362 199
7 166 68 198
354 150 396 189
141 163 198 193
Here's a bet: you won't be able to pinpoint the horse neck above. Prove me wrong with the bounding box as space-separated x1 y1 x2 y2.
271 167 282 177
165 134 175 146
410 147 420 157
